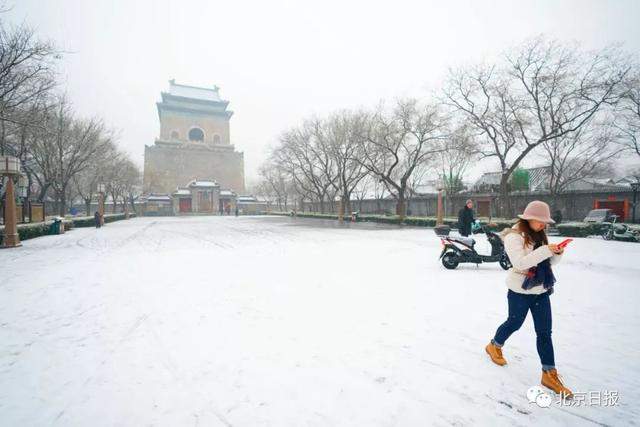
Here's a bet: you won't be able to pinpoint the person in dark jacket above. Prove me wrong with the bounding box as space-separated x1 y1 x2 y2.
458 199 475 237
94 211 101 228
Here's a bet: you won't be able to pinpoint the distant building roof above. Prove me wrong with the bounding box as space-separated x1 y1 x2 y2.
157 80 233 121
146 195 172 202
474 167 554 191
411 181 439 195
474 166 630 192
567 178 626 191
173 189 191 196
168 80 222 102
475 171 502 187
615 176 640 186
220 190 236 197
187 180 219 188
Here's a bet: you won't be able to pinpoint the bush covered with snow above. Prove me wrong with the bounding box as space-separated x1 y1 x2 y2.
71 212 137 228
0 219 73 245
0 213 137 245
556 222 594 237
18 221 55 241
267 211 516 231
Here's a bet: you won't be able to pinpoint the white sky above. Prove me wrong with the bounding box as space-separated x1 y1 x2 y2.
6 0 640 184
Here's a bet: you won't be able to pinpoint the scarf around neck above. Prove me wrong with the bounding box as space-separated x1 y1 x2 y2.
522 241 556 292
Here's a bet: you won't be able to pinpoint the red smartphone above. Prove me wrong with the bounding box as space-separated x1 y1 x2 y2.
557 238 573 249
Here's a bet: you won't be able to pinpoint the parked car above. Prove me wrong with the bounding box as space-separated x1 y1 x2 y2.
583 208 615 223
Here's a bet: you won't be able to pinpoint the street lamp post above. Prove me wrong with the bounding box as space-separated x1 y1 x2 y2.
1 156 22 248
631 181 640 224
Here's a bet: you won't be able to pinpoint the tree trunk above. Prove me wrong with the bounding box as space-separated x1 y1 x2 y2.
58 190 66 216
85 198 91 216
37 183 49 203
338 193 351 221
396 191 407 221
129 194 136 215
498 176 510 219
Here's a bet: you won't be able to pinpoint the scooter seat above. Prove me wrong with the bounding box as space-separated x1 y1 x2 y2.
451 236 475 246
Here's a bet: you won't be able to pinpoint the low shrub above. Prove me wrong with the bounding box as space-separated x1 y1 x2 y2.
0 212 137 245
72 212 137 228
556 222 594 237
0 219 69 245
18 222 50 241
72 216 95 227
266 211 517 231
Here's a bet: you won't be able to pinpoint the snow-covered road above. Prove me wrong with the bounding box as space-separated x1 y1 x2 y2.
1 216 638 426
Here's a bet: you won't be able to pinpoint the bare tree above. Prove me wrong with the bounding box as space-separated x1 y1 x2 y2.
274 121 337 213
616 70 640 157
102 152 127 214
406 162 431 198
0 20 57 154
29 98 112 215
437 124 476 195
121 158 142 215
1 93 52 204
444 37 631 216
258 159 291 211
73 141 116 215
542 120 623 203
356 98 448 220
319 111 369 219
351 174 373 213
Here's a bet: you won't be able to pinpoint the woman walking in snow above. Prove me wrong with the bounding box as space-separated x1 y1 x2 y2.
485 200 573 398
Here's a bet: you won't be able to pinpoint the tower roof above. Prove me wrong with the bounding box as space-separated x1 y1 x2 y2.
168 80 222 102
157 80 233 120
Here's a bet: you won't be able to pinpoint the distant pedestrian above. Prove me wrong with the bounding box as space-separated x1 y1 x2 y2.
457 199 475 237
235 206 239 217
94 211 101 228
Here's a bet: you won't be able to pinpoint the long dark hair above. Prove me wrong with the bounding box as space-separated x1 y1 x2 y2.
516 218 548 248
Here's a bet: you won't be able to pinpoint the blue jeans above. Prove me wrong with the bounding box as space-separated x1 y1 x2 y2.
492 289 555 370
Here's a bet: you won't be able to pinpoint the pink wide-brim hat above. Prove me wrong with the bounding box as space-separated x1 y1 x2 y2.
517 200 555 224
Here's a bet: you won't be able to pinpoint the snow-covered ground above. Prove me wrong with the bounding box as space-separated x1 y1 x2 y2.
1 215 638 426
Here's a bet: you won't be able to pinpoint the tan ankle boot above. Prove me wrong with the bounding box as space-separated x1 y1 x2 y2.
485 342 507 366
541 369 573 398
